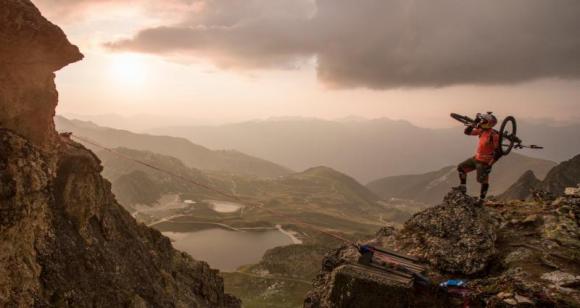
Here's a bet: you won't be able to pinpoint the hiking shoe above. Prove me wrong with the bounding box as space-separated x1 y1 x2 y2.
453 185 467 194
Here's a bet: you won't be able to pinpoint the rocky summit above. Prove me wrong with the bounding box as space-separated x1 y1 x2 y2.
0 0 239 307
305 189 580 307
397 189 498 275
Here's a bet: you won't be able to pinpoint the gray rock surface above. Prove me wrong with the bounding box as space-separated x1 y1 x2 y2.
397 189 498 275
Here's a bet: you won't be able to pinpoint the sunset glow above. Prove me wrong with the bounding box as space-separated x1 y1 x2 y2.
29 0 580 128
108 53 148 86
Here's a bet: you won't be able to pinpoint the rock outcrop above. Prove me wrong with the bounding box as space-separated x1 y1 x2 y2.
397 189 498 275
0 0 83 148
0 1 239 307
305 189 580 307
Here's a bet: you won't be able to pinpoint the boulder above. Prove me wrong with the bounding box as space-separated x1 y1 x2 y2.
397 189 498 275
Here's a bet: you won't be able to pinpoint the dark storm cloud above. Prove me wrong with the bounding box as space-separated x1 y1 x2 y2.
107 0 580 88
107 0 316 68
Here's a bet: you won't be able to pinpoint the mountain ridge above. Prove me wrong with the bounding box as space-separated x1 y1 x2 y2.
55 116 293 178
148 117 580 182
500 154 580 200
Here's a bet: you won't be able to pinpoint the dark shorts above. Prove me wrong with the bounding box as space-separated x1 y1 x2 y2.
458 157 492 183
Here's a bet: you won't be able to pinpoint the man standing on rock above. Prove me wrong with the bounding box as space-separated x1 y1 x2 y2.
456 113 502 200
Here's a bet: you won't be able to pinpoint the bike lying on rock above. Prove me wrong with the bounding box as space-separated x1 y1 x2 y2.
450 112 543 156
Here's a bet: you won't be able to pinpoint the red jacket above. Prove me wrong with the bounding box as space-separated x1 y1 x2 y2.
467 128 500 164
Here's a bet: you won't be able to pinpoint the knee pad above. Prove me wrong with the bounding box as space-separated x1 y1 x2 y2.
477 175 489 184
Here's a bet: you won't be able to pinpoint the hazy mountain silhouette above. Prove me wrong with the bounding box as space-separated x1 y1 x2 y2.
541 154 580 195
500 154 580 200
55 116 292 178
366 153 555 204
498 170 542 201
148 117 579 182
61 113 222 133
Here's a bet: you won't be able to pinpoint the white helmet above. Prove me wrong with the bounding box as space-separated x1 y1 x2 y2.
479 112 497 129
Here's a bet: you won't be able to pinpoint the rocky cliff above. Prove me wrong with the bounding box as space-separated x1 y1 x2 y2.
0 0 82 148
305 189 580 307
0 1 239 307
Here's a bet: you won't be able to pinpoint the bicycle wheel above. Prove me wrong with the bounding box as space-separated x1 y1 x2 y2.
499 116 517 155
450 113 475 125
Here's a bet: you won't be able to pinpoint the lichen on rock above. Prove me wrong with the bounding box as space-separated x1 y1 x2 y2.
397 189 498 275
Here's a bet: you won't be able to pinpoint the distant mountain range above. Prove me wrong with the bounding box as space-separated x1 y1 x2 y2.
58 115 569 209
147 117 580 182
55 116 292 178
500 154 580 200
366 153 556 205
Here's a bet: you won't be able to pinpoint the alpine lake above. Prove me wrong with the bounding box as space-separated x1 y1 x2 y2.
147 198 299 271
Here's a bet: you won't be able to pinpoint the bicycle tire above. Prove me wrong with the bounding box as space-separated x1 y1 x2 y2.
450 113 475 125
499 116 517 155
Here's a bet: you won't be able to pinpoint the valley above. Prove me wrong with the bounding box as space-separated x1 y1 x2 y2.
56 116 580 307
55 123 394 306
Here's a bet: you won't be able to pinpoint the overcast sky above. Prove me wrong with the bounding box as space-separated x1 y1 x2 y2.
33 0 580 128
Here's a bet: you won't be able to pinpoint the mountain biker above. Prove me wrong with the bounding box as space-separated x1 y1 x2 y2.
456 113 502 200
